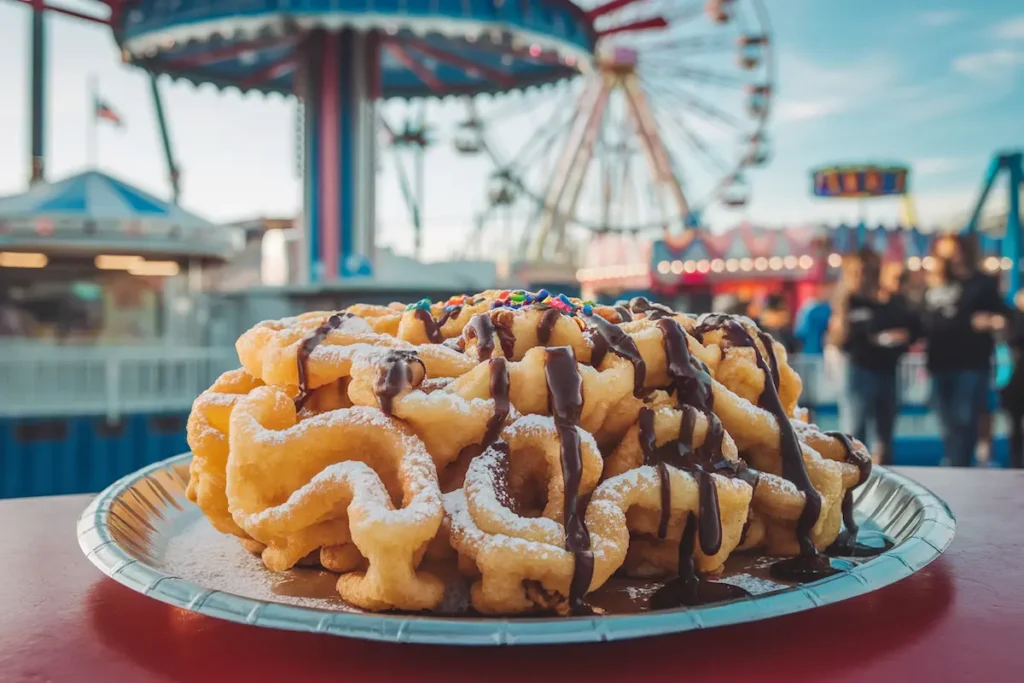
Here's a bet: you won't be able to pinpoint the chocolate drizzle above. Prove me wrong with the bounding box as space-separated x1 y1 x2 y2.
584 313 647 397
638 408 671 539
757 331 781 394
482 358 511 447
643 318 752 608
649 513 751 610
629 296 677 320
436 305 463 328
537 308 562 345
412 308 443 344
654 320 725 555
694 314 835 582
613 304 633 323
373 350 425 416
543 347 594 615
824 431 892 557
464 313 516 361
294 313 354 410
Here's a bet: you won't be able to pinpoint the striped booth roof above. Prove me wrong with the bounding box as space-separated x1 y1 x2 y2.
0 170 241 261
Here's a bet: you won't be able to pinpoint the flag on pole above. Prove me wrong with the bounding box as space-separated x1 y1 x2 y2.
94 98 123 127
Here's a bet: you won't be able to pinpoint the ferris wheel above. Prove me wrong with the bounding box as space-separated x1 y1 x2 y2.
457 0 775 265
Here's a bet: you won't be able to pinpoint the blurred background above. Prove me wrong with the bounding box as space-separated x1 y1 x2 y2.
0 0 1021 497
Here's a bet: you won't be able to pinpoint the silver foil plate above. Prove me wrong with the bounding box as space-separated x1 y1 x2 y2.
78 453 956 645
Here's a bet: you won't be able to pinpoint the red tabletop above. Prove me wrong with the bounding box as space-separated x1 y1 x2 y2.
1 467 1022 682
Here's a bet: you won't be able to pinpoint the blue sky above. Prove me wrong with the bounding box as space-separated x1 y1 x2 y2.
0 0 1021 261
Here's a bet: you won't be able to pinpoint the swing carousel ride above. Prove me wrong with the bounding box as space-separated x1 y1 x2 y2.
457 0 775 289
8 0 775 293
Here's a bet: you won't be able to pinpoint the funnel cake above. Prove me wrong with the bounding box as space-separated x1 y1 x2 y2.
186 368 264 540
187 289 883 616
226 386 444 611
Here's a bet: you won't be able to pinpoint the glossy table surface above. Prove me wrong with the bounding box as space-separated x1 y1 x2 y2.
2 468 1021 682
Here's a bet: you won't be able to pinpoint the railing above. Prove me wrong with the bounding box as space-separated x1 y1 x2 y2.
0 346 238 419
789 353 933 408
0 347 1004 428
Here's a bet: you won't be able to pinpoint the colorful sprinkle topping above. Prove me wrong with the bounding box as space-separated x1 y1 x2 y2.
406 298 432 312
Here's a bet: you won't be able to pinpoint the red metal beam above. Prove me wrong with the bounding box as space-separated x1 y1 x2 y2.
400 36 515 88
238 55 294 89
598 16 669 37
383 42 444 93
10 0 110 25
158 37 292 69
586 0 644 20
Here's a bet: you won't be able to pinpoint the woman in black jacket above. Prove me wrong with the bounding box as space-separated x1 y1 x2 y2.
830 248 921 465
1000 291 1024 469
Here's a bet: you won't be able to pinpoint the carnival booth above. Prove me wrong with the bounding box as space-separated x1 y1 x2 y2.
0 170 239 343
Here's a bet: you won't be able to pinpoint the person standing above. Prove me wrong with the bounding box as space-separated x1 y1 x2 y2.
830 248 921 465
760 293 799 354
923 235 1010 467
795 283 832 355
998 289 1024 469
794 284 832 422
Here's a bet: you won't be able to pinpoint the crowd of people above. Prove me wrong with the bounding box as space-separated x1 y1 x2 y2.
732 234 1024 469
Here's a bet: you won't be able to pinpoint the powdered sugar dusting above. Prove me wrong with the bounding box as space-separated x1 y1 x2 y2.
502 414 600 455
463 445 564 541
166 516 361 611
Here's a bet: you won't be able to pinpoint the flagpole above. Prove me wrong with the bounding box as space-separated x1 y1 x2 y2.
87 74 97 170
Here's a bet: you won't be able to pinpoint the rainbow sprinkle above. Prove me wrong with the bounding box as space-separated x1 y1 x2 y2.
406 298 432 312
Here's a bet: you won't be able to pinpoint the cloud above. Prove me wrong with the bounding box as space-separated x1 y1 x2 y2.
920 10 964 27
775 99 847 122
771 52 896 124
913 157 962 175
952 48 1024 82
994 16 1024 40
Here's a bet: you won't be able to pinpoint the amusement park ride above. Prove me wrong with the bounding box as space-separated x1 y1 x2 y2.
6 0 776 290
461 0 775 285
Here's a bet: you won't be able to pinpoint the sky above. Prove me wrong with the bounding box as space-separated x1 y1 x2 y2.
0 0 1022 262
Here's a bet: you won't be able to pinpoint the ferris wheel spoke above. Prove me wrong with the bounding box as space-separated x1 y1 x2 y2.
642 65 744 88
503 99 579 171
535 80 612 258
653 100 733 178
480 87 577 161
621 77 691 221
632 33 732 58
645 78 742 130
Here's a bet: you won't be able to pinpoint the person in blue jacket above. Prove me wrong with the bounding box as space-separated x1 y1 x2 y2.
795 284 832 355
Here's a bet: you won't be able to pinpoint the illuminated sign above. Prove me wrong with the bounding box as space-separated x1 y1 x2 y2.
811 165 910 198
